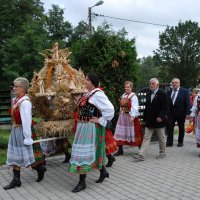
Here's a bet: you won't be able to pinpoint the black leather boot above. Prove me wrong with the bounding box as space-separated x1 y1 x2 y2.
113 145 123 156
72 174 86 193
96 166 109 183
62 152 71 163
106 154 115 167
32 165 47 182
3 169 21 190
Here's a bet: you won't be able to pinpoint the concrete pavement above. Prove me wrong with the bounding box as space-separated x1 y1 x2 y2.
1 134 200 200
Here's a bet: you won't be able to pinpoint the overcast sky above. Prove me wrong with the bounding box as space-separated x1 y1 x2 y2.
41 0 200 58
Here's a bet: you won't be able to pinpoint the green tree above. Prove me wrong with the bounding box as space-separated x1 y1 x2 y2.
0 0 47 87
0 0 44 47
70 21 90 44
155 20 200 87
138 56 161 87
71 23 139 122
2 21 47 85
45 5 73 47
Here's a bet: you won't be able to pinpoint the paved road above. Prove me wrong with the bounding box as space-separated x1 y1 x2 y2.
1 134 200 200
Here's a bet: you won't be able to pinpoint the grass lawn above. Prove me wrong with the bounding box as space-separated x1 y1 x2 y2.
0 129 10 147
0 129 9 165
0 129 10 138
0 148 7 165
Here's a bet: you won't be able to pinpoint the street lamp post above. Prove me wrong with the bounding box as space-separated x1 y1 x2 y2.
88 0 104 33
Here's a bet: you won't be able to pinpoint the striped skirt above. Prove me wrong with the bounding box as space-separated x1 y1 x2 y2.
114 113 143 146
195 113 200 147
68 122 106 174
6 127 35 167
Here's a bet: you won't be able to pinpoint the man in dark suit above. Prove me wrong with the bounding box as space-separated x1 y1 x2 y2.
166 78 191 147
133 78 168 161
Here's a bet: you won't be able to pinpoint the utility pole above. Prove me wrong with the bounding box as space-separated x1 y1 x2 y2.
88 0 104 33
88 7 92 33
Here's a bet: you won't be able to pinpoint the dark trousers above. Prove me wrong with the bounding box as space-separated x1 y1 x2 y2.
166 115 185 145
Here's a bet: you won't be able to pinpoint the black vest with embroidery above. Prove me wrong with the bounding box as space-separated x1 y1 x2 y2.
78 90 102 122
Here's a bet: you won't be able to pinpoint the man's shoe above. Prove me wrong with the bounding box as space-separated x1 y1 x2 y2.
177 143 183 147
156 153 166 159
132 154 144 161
166 144 173 147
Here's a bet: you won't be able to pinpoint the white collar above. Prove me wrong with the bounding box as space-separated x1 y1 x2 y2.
85 88 101 96
124 92 134 99
151 88 158 94
173 87 180 91
13 95 30 105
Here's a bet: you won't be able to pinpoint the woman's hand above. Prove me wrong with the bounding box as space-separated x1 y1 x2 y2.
130 116 135 122
90 116 99 124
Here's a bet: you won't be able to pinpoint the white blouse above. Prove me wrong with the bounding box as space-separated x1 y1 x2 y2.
13 96 33 145
87 88 114 127
122 92 140 117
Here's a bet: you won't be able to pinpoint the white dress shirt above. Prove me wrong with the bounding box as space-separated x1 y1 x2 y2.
151 88 159 102
171 87 180 105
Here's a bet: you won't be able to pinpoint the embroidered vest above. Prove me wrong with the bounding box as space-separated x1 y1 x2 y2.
120 93 134 113
78 90 102 122
11 96 30 126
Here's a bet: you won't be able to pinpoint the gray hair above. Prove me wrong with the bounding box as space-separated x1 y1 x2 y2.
124 81 133 89
14 77 29 93
149 78 159 84
172 78 180 83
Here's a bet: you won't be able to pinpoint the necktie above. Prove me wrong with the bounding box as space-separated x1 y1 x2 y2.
171 89 177 104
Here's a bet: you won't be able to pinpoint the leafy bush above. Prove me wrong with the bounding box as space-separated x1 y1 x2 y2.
71 24 139 125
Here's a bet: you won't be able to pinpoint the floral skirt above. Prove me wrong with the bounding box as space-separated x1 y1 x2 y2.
31 142 46 167
68 122 106 174
105 129 117 154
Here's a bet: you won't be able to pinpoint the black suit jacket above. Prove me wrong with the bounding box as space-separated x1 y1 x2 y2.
167 87 191 118
143 89 169 128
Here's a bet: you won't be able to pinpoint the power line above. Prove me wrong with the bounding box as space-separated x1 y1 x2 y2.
94 13 173 27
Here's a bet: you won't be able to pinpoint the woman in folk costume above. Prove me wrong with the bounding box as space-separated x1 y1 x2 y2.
3 77 46 190
189 88 198 137
72 113 116 168
190 94 200 152
114 81 143 156
68 72 114 193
